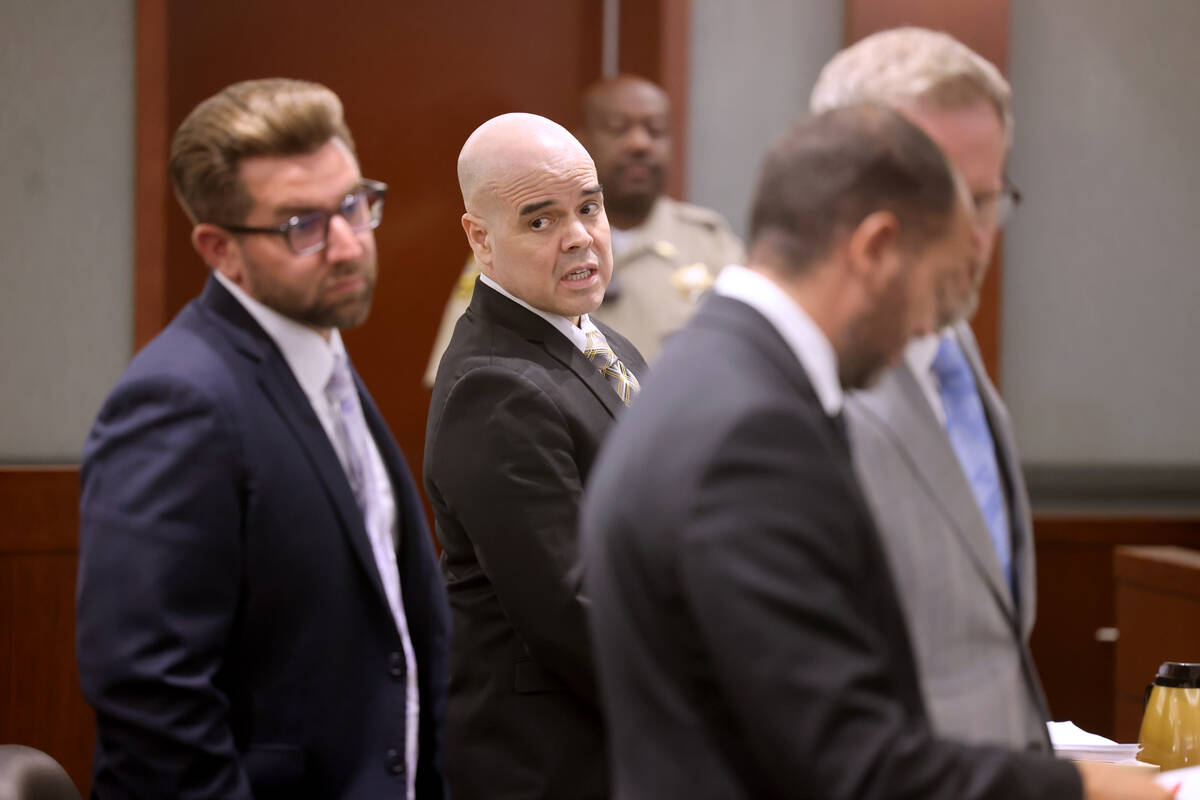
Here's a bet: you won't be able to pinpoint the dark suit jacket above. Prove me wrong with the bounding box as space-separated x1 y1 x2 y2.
579 294 1081 799
423 279 647 799
77 276 449 800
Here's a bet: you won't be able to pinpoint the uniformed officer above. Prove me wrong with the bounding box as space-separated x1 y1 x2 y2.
423 75 744 385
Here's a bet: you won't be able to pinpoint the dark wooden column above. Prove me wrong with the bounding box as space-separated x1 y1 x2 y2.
618 0 691 200
0 468 94 794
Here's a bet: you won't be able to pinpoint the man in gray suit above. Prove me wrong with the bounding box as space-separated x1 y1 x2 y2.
811 27 1047 749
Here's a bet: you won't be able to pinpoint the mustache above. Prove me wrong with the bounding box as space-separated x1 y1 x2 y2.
324 259 376 288
611 158 664 172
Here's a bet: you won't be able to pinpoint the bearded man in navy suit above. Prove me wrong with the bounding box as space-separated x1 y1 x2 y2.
77 78 448 800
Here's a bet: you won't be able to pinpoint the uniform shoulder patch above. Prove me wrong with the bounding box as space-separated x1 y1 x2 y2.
454 267 481 302
671 199 726 232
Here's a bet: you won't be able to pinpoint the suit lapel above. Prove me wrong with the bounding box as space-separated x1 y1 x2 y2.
701 295 881 529
199 277 393 614
549 332 627 418
853 358 1018 622
471 280 625 419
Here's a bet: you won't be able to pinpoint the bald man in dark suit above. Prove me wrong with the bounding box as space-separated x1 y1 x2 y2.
424 112 646 799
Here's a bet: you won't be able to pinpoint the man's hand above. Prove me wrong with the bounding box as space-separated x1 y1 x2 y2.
1078 761 1179 800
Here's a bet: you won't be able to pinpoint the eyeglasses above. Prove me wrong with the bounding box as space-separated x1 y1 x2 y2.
218 179 387 256
972 177 1022 228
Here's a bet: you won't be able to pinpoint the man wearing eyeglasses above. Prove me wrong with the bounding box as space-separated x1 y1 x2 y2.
809 29 1047 752
76 78 449 800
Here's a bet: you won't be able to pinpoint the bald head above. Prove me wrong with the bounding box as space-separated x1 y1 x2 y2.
458 113 594 217
456 112 613 323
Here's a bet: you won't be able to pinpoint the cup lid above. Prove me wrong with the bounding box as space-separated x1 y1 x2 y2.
1154 662 1200 688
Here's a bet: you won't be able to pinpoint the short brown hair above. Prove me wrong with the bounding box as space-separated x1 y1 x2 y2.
748 104 957 275
169 78 355 225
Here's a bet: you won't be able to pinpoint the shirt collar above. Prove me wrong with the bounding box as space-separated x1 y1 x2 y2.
905 328 961 376
479 272 590 353
213 270 344 397
714 265 843 416
904 331 942 376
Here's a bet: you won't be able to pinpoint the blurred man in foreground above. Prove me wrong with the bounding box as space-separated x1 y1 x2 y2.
580 105 1169 800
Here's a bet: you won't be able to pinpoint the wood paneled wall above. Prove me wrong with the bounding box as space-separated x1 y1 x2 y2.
10 3 1194 793
1113 546 1200 743
4 1 691 793
1032 517 1200 739
0 468 93 795
134 0 691 501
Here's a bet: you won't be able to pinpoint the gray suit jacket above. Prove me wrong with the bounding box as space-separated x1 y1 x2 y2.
845 320 1051 751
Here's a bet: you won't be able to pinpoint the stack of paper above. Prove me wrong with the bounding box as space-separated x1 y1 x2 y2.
1046 720 1142 764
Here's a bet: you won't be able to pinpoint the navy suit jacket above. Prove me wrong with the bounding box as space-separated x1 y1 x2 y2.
77 276 449 799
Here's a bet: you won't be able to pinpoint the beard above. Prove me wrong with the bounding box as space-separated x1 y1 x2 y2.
243 255 378 331
602 160 666 224
937 250 990 328
837 269 911 391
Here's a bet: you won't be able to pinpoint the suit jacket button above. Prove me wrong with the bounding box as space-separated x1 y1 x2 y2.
386 748 405 775
388 651 405 679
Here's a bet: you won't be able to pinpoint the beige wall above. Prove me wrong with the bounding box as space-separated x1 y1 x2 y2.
4 0 1198 479
0 0 134 462
687 0 1200 485
686 0 842 240
1003 0 1200 469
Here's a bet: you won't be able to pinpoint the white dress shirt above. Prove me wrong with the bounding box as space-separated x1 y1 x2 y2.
214 271 420 800
713 265 843 417
905 330 951 426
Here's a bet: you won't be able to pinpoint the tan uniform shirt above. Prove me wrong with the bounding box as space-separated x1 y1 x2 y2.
423 196 744 385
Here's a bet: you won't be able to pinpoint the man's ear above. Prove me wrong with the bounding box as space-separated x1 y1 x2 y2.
461 213 493 270
191 224 242 283
846 210 902 292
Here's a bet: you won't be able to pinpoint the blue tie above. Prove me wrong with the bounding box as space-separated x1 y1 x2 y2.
931 335 1013 596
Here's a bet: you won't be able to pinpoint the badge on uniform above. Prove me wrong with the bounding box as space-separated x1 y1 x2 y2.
671 262 715 302
652 241 678 260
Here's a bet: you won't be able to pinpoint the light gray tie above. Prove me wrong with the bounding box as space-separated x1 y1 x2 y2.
324 351 420 800
325 351 379 526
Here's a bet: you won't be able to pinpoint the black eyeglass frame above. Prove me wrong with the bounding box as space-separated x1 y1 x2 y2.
216 178 388 256
972 176 1023 228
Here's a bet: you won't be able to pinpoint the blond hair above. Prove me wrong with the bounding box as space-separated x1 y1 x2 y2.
169 78 355 225
810 27 1013 146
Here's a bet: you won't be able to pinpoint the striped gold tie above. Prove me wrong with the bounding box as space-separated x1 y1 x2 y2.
584 329 640 405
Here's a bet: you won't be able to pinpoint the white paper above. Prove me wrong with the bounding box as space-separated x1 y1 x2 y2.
1047 720 1120 747
1157 765 1200 798
1047 720 1141 763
